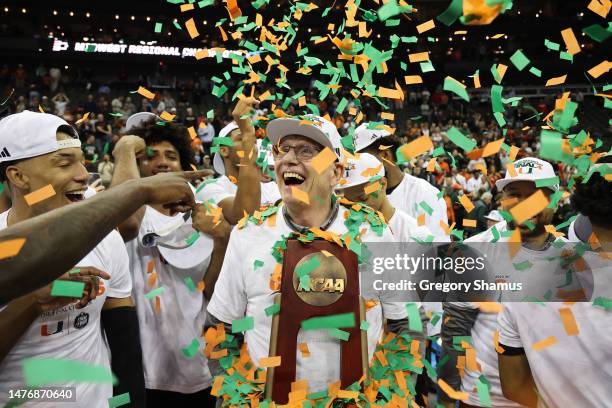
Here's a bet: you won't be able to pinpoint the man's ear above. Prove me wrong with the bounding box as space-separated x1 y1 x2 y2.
380 176 388 190
5 164 30 191
379 148 395 164
219 146 230 159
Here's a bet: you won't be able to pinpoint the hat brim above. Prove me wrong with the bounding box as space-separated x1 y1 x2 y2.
125 112 161 132
266 118 340 159
495 177 558 192
156 224 214 269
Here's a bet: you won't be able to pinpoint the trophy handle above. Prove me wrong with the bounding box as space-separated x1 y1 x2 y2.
264 294 281 401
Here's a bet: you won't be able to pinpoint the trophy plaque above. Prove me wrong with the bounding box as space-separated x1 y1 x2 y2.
265 238 368 404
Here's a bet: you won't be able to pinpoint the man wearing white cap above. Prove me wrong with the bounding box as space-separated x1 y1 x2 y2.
438 157 583 408
484 209 504 230
0 111 144 407
336 152 431 243
197 98 280 222
353 123 448 240
110 110 232 406
206 115 416 400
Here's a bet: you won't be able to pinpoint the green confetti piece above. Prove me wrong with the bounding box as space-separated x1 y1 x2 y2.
144 286 166 299
476 377 492 407
253 259 264 270
540 130 573 164
491 85 505 113
406 303 423 332
523 220 536 230
172 19 182 30
296 256 320 278
23 358 117 387
593 297 612 310
529 67 542 77
559 51 573 62
68 268 81 275
154 23 163 33
212 136 234 147
430 312 442 327
510 49 530 71
535 177 560 188
544 39 560 51
513 260 533 271
197 0 214 7
447 127 477 152
328 328 350 341
547 191 563 209
491 64 503 84
185 231 200 246
422 358 437 380
264 303 280 317
301 312 355 330
443 77 470 102
103 142 110 155
420 61 435 73
108 393 131 408
583 23 612 43
360 320 370 331
419 201 434 216
181 338 200 358
50 280 85 298
494 112 506 127
232 316 254 333
436 0 463 26
336 97 349 114
184 277 197 292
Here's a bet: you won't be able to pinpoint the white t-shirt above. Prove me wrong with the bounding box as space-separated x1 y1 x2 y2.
457 222 580 407
0 210 132 408
498 302 612 407
388 208 431 243
387 174 448 241
466 176 483 193
207 204 409 393
126 206 213 393
196 176 280 208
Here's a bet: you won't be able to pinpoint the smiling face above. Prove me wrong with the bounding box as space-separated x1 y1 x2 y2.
503 181 555 238
138 140 182 177
274 135 343 207
8 133 89 215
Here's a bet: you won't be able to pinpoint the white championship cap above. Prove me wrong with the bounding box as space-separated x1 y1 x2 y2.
495 157 559 192
353 122 391 152
484 210 504 222
336 153 385 190
0 111 81 163
213 122 240 175
266 115 343 160
125 112 162 133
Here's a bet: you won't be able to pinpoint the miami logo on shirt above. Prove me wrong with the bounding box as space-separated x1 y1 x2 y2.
40 320 64 336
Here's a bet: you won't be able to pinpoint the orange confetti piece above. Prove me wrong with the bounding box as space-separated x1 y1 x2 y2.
197 281 205 292
226 0 242 19
210 375 225 396
187 127 197 140
291 186 310 204
482 138 505 157
194 49 208 60
298 342 310 357
439 220 452 235
509 145 520 161
160 111 175 121
75 112 90 125
38 105 45 113
505 162 518 177
381 112 395 121
364 181 381 195
146 260 155 274
509 190 550 225
361 164 384 178
137 86 155 100
463 219 477 228
426 157 437 172
588 0 611 17
0 238 26 260
465 347 479 371
147 271 157 288
311 147 337 175
337 390 359 400
416 19 435 34
408 52 430 63
24 184 56 206
417 213 426 226
258 356 281 368
473 73 481 88
154 296 161 313
532 335 557 351
493 330 505 353
180 3 195 12
459 194 475 212
405 75 423 85
545 74 568 87
559 307 579 336
587 60 612 79
438 379 469 401
377 82 404 100
560 28 581 55
398 135 433 159
320 250 333 258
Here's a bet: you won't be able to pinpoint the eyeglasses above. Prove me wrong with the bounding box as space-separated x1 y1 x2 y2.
272 143 322 161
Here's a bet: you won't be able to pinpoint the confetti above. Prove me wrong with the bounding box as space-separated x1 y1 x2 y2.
532 335 557 351
587 0 611 18
0 238 26 260
443 76 470 102
136 86 156 100
509 190 550 225
291 186 310 204
232 316 254 333
23 358 116 387
258 356 282 368
404 75 423 84
545 74 567 86
301 312 355 330
108 393 131 408
459 194 475 212
406 303 423 332
24 184 56 206
398 135 434 160
447 127 477 152
436 0 463 26
587 60 612 79
311 147 337 175
182 338 200 358
50 280 85 298
416 19 436 34
510 49 530 71
560 28 581 55
558 307 579 336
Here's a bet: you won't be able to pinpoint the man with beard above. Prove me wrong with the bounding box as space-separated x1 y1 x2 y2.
205 115 418 404
437 157 583 408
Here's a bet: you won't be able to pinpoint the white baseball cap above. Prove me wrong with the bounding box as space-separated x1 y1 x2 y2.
125 112 161 133
336 153 385 190
353 122 391 152
266 115 343 160
0 111 81 163
484 210 504 222
496 157 559 192
212 122 240 175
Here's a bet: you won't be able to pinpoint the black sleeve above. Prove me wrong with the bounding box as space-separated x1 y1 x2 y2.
497 343 526 355
437 302 480 402
101 306 146 408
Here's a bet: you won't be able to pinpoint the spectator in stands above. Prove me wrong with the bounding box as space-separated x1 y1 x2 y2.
52 92 70 116
98 154 114 188
95 113 113 154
